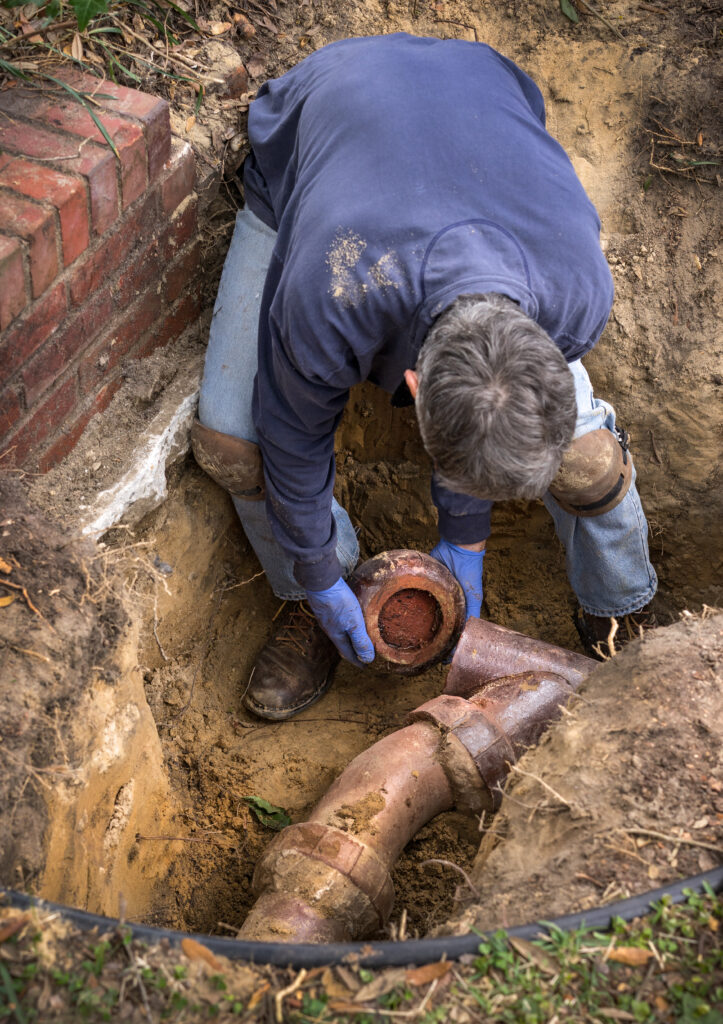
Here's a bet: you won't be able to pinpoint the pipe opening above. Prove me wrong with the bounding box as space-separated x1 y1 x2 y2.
378 588 442 650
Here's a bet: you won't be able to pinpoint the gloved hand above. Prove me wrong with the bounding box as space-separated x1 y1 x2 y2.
430 539 485 620
305 578 376 667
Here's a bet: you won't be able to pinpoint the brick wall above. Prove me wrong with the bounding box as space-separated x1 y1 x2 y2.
0 70 201 472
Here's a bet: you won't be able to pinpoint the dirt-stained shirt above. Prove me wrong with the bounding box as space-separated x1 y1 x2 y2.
243 33 614 591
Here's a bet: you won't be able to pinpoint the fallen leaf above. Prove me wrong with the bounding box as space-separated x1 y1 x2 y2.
0 914 30 943
709 916 719 932
247 983 270 1011
329 1001 364 1013
71 32 83 61
607 947 654 966
597 1009 636 1021
181 937 223 971
320 967 356 1001
405 961 452 986
233 12 256 37
692 816 710 829
209 21 232 35
0 558 12 573
0 594 16 607
185 114 196 132
354 969 406 1002
246 56 266 78
654 995 669 1012
508 937 558 975
647 863 662 880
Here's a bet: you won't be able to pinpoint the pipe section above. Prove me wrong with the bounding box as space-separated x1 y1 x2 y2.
351 550 466 674
239 721 454 942
446 618 595 698
240 627 596 944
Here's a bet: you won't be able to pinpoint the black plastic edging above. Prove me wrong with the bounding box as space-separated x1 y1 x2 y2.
2 868 721 969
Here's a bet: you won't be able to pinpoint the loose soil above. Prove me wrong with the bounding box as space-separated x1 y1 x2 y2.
3 0 721 947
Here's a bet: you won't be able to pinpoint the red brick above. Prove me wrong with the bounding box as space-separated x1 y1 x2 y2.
55 70 171 181
21 287 114 405
78 289 161 394
0 283 67 378
0 375 75 467
69 188 158 307
136 291 201 360
113 234 161 308
0 191 58 297
37 376 122 472
0 120 118 235
165 240 201 304
0 234 28 329
162 195 198 261
0 89 147 211
0 157 89 267
0 385 23 441
161 141 195 216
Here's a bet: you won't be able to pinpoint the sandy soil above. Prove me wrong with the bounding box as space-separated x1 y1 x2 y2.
3 0 721 941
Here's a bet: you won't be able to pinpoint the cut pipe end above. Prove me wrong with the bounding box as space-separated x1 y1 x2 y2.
351 550 465 674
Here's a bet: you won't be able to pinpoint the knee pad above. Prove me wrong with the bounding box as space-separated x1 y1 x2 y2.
190 419 265 500
549 427 632 517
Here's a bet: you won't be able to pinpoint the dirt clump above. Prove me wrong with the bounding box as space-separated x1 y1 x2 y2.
447 613 722 935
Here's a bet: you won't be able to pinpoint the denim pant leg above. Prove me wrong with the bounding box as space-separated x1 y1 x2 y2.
198 208 359 601
543 360 657 617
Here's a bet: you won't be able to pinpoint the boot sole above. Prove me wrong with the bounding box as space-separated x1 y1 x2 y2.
242 666 336 722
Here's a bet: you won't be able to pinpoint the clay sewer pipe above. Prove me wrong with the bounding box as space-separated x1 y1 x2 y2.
239 626 596 944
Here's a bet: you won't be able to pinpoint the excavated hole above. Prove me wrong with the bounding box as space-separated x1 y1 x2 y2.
378 589 442 650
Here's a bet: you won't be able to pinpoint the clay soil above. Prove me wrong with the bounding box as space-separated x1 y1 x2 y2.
3 0 721 946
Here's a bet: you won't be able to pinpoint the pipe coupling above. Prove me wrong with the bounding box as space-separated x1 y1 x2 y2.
411 672 575 811
251 821 395 938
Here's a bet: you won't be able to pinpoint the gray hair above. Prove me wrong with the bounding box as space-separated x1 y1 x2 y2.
415 293 577 501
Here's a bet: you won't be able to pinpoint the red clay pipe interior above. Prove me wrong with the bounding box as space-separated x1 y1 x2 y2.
446 617 596 698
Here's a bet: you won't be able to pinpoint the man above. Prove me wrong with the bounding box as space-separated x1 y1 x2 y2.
192 34 657 720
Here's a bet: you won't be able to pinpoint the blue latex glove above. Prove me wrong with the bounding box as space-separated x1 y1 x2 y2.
305 578 376 667
430 539 485 620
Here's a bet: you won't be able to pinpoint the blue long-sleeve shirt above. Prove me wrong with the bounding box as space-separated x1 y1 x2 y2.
243 33 614 591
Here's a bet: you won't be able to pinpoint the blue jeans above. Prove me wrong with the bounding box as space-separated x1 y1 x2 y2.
199 209 657 616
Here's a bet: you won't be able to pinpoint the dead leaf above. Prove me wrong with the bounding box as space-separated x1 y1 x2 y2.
181 937 223 972
709 916 719 932
607 947 654 966
647 863 662 880
71 32 83 61
692 816 710 829
597 1010 636 1021
508 937 558 975
320 967 357 1001
328 1001 364 1013
0 914 30 943
353 968 406 1002
185 114 196 133
405 961 452 986
0 594 16 607
246 56 266 78
209 21 232 35
233 12 256 37
0 557 12 573
247 983 270 1011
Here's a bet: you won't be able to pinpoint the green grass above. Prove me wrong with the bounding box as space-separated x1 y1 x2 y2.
0 887 720 1022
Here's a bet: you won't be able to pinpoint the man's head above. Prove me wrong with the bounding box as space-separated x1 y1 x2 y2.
408 293 577 501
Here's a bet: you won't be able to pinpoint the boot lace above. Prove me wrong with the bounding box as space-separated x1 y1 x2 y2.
273 601 319 656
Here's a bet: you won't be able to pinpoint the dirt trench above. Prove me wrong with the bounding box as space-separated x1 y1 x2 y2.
2 0 721 942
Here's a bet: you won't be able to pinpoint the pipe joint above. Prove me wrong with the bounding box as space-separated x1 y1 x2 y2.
250 822 394 939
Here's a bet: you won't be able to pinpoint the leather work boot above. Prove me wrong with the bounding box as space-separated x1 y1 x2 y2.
243 601 340 720
574 604 658 661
